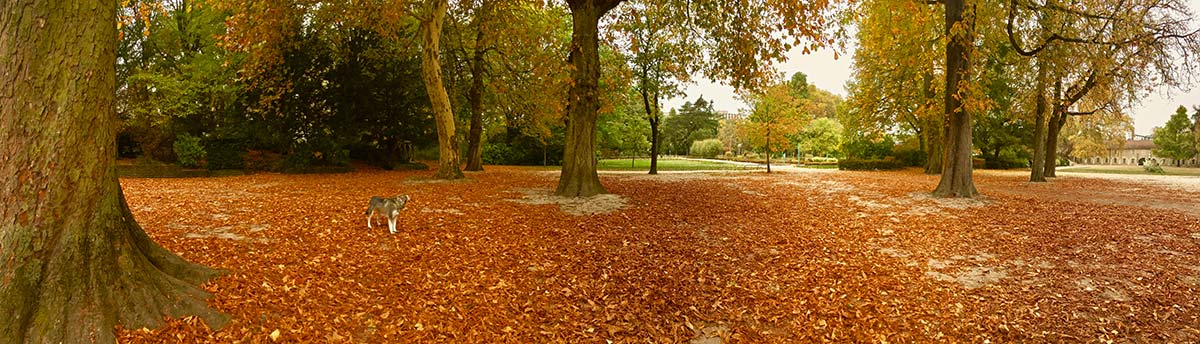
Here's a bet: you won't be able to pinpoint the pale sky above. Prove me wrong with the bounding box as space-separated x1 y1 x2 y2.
664 1 1200 136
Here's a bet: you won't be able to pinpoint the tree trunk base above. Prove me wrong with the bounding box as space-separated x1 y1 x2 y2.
2 192 226 343
433 167 466 180
555 170 606 197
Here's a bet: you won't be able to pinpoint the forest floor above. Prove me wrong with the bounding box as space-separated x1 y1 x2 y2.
117 166 1200 343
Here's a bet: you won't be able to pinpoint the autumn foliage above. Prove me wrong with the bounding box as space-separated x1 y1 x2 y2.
117 167 1200 342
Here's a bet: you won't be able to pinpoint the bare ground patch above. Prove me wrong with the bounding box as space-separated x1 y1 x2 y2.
507 187 627 215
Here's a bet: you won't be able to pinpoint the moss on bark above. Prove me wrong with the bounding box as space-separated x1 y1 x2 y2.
0 1 226 342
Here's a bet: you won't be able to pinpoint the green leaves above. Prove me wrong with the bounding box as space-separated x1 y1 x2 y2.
1152 106 1198 162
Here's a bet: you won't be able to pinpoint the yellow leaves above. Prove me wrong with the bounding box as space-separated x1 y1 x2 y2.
269 329 281 341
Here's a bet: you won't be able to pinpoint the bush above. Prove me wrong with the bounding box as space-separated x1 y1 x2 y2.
890 146 926 167
837 157 904 171
803 156 839 165
1144 163 1165 174
842 136 895 159
205 139 246 170
689 139 723 158
172 134 206 168
242 150 282 171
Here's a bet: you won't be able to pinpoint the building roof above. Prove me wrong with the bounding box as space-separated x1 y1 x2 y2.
1124 139 1155 150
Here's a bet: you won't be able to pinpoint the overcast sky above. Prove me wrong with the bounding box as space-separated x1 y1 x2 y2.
663 1 1200 136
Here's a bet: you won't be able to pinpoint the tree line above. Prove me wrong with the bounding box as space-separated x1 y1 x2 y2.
844 0 1200 194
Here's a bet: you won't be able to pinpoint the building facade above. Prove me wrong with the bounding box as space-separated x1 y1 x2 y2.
1074 139 1200 166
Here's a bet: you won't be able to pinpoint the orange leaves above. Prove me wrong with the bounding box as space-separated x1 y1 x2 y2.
114 167 1200 342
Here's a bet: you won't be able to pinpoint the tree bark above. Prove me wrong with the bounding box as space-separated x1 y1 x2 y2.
556 0 624 197
464 25 487 172
1044 110 1066 177
419 0 465 179
1030 59 1048 182
640 84 660 175
766 127 773 173
932 0 978 198
464 1 492 172
920 71 943 175
0 1 227 342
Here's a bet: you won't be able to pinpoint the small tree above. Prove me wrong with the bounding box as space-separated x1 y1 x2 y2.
746 81 807 172
1152 106 1197 165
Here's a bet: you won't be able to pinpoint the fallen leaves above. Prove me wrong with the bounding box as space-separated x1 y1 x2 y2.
114 167 1200 342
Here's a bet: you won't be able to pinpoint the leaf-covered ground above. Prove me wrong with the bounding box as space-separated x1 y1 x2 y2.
117 166 1200 342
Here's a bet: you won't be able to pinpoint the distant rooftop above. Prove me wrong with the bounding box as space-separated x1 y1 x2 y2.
1124 139 1155 150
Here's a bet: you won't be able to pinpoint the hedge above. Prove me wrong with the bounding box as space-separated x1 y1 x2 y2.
837 157 904 171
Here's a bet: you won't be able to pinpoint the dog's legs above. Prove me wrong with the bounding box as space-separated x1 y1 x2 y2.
367 210 374 229
387 217 397 234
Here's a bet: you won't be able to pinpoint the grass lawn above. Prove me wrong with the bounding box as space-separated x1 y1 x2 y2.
1060 165 1200 177
597 158 755 171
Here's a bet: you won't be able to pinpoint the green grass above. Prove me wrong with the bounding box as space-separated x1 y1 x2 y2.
1060 165 1200 177
597 158 755 171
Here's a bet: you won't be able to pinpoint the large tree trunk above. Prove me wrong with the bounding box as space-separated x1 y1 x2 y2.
0 1 226 342
932 0 978 198
1030 59 1048 182
419 0 464 179
556 0 624 197
464 27 487 172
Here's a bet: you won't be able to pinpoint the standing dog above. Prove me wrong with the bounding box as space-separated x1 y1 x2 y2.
365 195 410 234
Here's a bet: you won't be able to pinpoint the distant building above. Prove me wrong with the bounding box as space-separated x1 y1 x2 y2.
1074 136 1199 166
719 111 746 121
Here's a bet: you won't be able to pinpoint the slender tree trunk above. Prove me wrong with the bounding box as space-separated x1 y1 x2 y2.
556 0 624 196
464 1 492 172
766 127 773 173
649 116 660 174
1044 111 1066 177
920 70 943 174
1030 59 1048 182
464 27 486 172
0 1 226 342
640 86 660 174
419 0 464 179
922 116 946 174
932 0 978 197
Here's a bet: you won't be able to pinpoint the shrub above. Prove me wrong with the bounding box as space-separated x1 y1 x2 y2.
172 134 206 168
842 136 895 159
890 146 926 167
689 139 723 158
1144 163 1165 174
837 157 904 171
242 150 282 172
803 156 839 165
205 138 245 170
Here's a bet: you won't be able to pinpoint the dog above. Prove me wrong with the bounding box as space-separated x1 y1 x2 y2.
365 195 410 234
